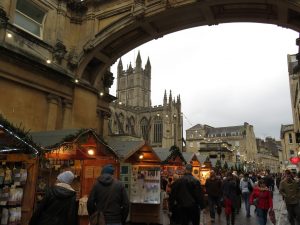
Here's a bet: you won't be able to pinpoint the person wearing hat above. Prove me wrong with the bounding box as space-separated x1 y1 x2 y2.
29 170 77 225
169 164 204 225
87 164 129 225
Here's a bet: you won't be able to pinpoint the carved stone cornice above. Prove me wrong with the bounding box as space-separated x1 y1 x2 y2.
0 7 9 28
47 94 61 105
62 98 72 109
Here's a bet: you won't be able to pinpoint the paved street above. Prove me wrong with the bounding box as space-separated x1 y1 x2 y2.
200 189 288 225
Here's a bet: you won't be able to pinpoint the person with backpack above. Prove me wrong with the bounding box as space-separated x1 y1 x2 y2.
240 173 254 218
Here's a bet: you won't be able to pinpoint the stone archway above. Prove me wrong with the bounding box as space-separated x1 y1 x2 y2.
76 0 300 89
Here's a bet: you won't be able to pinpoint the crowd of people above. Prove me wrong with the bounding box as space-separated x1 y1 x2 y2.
27 163 300 225
165 166 300 225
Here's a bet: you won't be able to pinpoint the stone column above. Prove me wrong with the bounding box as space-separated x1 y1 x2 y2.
97 109 111 139
46 94 60 130
62 99 72 128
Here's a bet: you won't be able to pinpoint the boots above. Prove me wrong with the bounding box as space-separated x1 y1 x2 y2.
226 215 230 225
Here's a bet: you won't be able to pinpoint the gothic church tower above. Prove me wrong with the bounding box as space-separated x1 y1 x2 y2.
116 51 151 107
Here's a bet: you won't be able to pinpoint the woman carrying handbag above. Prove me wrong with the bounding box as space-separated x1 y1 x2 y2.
250 179 273 225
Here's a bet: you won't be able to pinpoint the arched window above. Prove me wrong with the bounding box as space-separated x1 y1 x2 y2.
140 117 148 140
153 116 163 143
129 116 135 135
118 113 124 133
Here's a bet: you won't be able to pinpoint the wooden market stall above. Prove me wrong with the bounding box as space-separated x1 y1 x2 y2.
154 146 186 179
108 137 162 224
0 115 41 225
31 129 119 225
182 152 202 179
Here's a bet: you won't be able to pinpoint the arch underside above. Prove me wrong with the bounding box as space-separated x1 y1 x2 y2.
78 0 300 89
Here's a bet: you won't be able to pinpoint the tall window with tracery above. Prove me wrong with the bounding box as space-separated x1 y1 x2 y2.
153 116 163 143
140 117 148 140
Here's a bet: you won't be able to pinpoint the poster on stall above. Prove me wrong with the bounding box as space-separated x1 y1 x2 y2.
130 165 160 204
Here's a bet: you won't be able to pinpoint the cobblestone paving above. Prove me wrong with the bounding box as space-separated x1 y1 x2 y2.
201 189 288 225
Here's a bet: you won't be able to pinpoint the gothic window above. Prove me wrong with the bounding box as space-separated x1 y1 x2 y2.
129 117 135 135
118 113 124 132
15 0 45 38
153 116 163 143
140 117 148 140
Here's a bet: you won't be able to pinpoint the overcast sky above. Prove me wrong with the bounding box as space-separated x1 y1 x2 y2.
110 23 299 140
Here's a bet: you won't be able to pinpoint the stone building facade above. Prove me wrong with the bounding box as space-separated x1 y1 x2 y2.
109 52 183 149
280 124 299 171
256 137 280 173
186 122 258 164
0 0 118 136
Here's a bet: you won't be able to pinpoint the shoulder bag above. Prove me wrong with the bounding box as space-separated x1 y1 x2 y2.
89 182 114 225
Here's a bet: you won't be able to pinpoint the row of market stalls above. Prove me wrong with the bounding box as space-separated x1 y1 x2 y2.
0 116 212 225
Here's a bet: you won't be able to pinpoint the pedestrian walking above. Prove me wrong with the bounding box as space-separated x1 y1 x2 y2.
222 172 239 225
168 174 180 225
87 164 129 225
29 171 77 225
279 169 300 225
240 173 254 217
205 170 222 222
169 164 204 225
250 179 273 225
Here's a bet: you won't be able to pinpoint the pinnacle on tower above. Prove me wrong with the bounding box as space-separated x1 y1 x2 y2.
163 90 167 106
145 56 151 77
169 90 172 104
117 58 123 75
136 50 142 68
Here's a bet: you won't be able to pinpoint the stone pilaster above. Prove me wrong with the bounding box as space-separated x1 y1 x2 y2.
62 98 72 128
46 94 60 130
97 109 111 139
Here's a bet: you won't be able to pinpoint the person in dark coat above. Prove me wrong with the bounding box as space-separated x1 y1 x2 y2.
87 164 129 225
222 172 239 225
205 170 222 222
29 171 77 225
169 164 204 225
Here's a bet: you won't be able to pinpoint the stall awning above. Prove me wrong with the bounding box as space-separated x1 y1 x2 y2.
0 114 40 155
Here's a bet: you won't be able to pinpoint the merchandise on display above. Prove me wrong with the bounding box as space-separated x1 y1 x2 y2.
130 166 160 204
0 162 28 225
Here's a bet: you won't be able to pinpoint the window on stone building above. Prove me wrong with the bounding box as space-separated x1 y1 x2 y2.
290 150 295 155
140 117 148 140
153 116 163 143
15 0 45 38
289 133 293 144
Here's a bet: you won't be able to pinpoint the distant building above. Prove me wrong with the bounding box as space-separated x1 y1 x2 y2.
186 122 258 164
280 124 299 171
109 52 183 150
256 137 280 173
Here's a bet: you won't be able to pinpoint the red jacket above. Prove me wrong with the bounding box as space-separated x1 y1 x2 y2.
250 186 273 210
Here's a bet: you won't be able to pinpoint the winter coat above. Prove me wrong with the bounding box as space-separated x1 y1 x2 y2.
240 178 253 193
169 173 204 209
29 183 77 225
279 178 300 205
250 186 273 210
205 177 222 197
87 174 129 224
222 177 239 208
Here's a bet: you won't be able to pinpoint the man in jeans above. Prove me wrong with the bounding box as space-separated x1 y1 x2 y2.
239 173 253 217
279 170 300 225
205 171 222 222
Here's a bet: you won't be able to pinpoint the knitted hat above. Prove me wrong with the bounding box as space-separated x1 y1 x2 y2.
57 171 75 184
185 164 193 171
101 164 114 175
